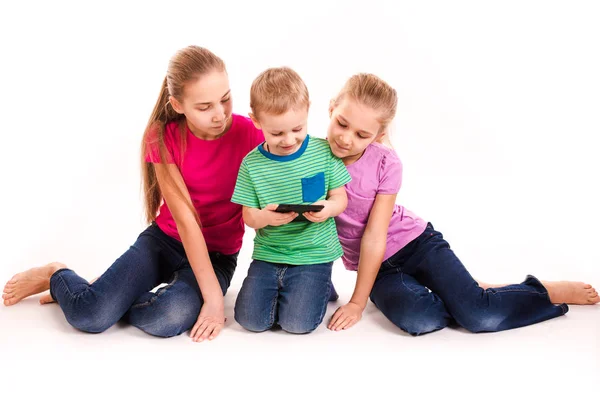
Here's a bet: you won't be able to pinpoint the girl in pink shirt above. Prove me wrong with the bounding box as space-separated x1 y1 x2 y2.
327 73 598 335
2 46 264 341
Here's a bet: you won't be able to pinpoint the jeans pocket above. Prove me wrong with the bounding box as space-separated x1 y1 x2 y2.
301 172 326 203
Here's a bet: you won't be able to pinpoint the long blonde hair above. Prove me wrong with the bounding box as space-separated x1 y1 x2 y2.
140 46 226 223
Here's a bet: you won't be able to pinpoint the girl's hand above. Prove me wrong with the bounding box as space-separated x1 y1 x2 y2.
190 300 226 342
303 200 332 223
328 302 364 331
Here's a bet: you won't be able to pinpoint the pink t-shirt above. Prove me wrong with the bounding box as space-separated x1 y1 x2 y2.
335 143 427 271
145 114 264 254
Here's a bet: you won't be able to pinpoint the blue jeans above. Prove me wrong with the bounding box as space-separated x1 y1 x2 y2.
234 260 333 334
49 223 238 337
370 223 568 335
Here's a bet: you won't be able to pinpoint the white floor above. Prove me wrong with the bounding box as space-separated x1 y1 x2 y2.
1 254 598 399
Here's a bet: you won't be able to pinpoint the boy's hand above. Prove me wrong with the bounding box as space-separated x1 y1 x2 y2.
261 204 297 226
303 200 332 223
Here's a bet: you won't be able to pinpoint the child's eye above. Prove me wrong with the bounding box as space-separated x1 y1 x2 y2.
272 132 283 136
357 133 368 139
198 106 210 111
337 120 347 128
292 128 302 132
221 97 230 103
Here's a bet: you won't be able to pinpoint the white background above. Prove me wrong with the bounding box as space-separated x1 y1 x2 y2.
0 0 598 398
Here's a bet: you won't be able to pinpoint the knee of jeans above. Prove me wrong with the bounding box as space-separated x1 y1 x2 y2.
67 304 116 334
396 313 448 336
132 302 199 338
278 317 320 334
456 312 503 333
371 291 449 336
233 308 273 333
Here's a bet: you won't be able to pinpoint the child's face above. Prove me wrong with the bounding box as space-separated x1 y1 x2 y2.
253 108 309 156
327 97 383 164
173 69 233 139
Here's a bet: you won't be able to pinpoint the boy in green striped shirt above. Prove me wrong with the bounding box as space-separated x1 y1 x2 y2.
232 67 351 334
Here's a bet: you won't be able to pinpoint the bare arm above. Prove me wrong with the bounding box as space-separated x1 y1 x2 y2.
154 163 224 341
323 185 348 217
242 205 297 229
328 193 397 331
303 186 348 223
241 187 346 229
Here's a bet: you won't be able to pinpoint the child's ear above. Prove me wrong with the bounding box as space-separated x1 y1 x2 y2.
169 96 184 114
328 99 336 117
376 131 393 148
248 113 261 130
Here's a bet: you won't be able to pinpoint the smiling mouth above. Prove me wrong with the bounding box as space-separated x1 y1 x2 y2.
335 142 350 150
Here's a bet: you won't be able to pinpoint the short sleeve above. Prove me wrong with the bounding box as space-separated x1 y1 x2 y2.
231 159 260 208
377 153 402 194
328 155 352 190
144 124 176 164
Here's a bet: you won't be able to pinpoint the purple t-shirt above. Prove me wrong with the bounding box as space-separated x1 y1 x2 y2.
335 143 427 271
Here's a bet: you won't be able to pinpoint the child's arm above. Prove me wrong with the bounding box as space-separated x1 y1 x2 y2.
234 159 296 229
242 205 297 229
328 192 397 331
154 163 225 342
303 186 348 223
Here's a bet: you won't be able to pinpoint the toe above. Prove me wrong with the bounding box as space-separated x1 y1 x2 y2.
39 294 54 305
583 283 592 289
2 292 15 300
4 298 16 306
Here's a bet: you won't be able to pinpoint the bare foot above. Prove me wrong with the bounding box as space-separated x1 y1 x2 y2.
542 281 599 305
39 292 54 305
2 262 66 306
479 279 599 305
39 275 98 305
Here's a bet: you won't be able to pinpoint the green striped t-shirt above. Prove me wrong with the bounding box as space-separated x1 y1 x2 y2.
232 135 351 265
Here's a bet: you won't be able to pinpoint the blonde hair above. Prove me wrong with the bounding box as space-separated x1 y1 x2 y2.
334 73 398 133
250 67 309 118
141 46 226 224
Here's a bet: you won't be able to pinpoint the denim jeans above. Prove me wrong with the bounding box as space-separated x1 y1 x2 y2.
370 223 568 335
234 260 333 334
49 223 238 337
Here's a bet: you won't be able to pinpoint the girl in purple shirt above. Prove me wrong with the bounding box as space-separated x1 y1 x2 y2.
326 73 598 335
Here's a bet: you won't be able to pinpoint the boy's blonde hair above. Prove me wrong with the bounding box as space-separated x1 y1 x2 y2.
334 73 398 133
250 67 310 118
